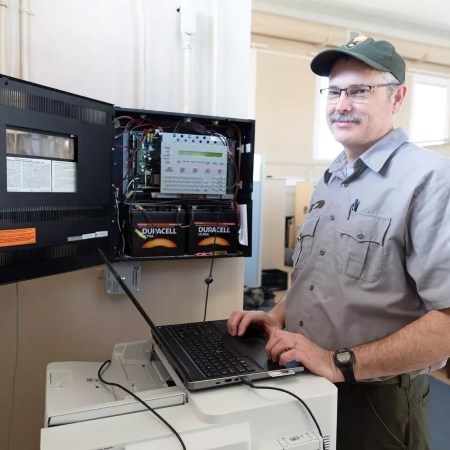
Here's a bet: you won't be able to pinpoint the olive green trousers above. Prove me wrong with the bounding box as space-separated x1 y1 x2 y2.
336 374 431 450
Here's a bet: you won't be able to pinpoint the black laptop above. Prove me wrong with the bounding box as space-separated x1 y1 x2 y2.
99 250 303 390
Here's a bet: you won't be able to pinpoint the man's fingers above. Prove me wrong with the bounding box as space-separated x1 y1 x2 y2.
237 314 254 336
227 311 245 335
227 311 256 336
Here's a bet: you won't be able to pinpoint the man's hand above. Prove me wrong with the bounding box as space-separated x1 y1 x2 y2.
266 329 344 383
227 310 282 337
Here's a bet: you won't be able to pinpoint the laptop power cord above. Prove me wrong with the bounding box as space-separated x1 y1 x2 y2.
240 376 326 450
98 360 187 450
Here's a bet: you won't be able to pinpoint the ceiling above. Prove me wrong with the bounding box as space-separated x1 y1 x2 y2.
252 0 450 48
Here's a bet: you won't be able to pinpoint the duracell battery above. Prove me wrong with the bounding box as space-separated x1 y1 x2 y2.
125 204 186 257
187 206 239 255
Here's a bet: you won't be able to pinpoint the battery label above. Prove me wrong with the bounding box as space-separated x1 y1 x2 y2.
195 221 235 237
136 222 179 238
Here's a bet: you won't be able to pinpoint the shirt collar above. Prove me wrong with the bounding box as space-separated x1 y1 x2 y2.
323 128 409 184
324 152 347 184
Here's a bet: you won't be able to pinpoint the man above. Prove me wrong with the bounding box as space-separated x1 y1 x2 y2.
228 36 450 450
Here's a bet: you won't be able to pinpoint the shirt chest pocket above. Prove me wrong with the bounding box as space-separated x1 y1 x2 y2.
335 214 391 282
292 216 320 269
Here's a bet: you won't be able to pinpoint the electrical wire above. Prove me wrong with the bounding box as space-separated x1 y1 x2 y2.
113 187 126 256
136 204 156 228
240 376 326 450
202 252 216 322
202 209 220 322
210 123 243 200
97 360 186 450
176 205 192 229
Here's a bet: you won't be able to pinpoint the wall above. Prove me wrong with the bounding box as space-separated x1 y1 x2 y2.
260 178 286 270
0 1 252 450
11 0 251 117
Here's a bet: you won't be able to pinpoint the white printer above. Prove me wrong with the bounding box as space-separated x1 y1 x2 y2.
41 339 337 450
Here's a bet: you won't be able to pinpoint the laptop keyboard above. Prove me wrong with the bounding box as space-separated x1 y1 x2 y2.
166 323 258 378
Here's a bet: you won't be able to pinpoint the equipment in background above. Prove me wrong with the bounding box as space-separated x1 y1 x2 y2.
262 269 289 291
243 286 275 310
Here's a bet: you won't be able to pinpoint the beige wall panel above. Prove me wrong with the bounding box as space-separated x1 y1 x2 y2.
0 283 18 450
261 178 287 270
255 51 315 169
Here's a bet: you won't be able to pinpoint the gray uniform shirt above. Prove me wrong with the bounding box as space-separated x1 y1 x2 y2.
285 128 450 374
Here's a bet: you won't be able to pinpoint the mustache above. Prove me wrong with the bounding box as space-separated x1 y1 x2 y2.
329 113 362 124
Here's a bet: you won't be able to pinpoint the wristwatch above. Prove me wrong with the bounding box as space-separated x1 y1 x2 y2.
333 348 356 384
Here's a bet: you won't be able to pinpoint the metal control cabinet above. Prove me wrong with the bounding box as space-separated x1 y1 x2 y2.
0 75 255 283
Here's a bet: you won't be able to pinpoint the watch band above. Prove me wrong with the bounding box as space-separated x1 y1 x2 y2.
333 348 356 384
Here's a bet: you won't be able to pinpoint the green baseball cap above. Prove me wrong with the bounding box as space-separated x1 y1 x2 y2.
310 36 405 83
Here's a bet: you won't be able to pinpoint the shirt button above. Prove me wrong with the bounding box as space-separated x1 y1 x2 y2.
309 285 314 291
330 215 335 221
298 320 304 327
357 232 364 239
319 250 325 255
341 182 349 187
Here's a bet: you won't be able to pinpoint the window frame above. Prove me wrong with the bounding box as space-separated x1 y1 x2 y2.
409 73 450 146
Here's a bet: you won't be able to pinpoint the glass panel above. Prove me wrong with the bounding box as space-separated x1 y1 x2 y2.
6 128 75 160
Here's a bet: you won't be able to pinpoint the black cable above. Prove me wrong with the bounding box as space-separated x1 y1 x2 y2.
240 376 326 450
97 360 186 450
202 210 220 322
202 246 215 322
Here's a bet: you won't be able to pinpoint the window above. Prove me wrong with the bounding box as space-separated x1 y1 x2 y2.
313 76 342 161
409 74 450 146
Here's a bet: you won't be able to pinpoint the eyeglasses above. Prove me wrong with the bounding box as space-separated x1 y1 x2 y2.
320 83 400 102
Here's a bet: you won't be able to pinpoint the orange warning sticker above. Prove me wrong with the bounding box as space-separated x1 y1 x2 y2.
0 228 36 248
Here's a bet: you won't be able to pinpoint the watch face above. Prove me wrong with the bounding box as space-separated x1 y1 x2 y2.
337 351 351 364
334 348 356 383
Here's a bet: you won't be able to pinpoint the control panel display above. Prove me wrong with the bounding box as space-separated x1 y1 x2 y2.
160 133 228 196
